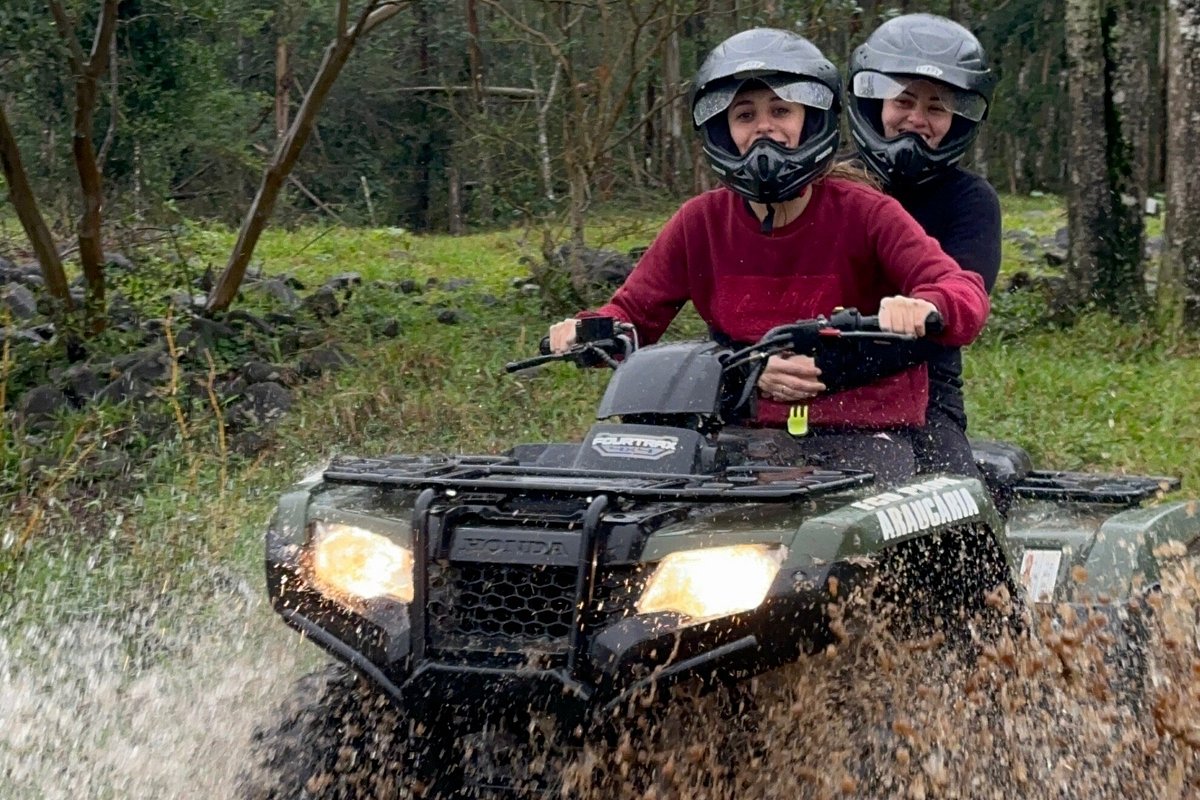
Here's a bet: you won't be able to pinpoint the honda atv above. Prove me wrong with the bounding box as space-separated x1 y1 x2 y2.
260 311 1198 797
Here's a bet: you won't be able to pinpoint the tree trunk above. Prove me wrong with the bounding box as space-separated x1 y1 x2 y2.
1099 0 1151 316
1064 0 1152 317
447 163 463 235
662 2 683 192
1158 0 1200 331
49 0 120 334
466 0 493 223
275 38 290 140
1065 0 1108 308
0 105 74 312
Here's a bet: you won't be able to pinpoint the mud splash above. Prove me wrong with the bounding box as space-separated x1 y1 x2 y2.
6 569 1200 799
564 565 1200 800
0 568 315 800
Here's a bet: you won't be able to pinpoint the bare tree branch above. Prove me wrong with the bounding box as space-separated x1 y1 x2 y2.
388 84 538 98
97 33 119 167
46 0 88 73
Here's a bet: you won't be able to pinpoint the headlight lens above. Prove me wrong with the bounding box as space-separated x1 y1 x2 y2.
310 522 414 603
636 544 785 621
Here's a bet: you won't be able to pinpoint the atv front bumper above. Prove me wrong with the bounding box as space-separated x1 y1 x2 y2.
267 527 841 730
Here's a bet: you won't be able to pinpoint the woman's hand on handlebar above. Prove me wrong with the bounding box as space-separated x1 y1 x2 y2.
757 354 825 403
879 296 940 337
548 318 578 353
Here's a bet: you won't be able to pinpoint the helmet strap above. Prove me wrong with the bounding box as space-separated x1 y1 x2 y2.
760 203 776 234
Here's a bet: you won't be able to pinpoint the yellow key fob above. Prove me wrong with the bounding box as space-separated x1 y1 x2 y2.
787 405 809 436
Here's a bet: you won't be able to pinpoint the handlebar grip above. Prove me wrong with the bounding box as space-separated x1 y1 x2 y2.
539 336 552 355
924 311 944 336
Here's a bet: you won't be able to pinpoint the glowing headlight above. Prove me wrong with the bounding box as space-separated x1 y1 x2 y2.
636 544 786 621
310 522 414 603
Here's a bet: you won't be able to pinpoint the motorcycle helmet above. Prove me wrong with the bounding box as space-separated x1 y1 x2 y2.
692 28 841 204
847 13 996 187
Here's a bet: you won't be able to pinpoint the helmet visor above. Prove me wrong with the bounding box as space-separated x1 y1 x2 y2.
693 75 835 126
852 71 988 122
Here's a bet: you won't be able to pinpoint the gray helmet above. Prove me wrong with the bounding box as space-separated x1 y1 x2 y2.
691 28 841 204
847 14 996 187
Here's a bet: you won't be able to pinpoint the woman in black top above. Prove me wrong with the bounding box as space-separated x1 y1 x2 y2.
846 13 1001 476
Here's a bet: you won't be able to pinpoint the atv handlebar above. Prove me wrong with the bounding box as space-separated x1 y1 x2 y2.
504 317 638 373
504 308 942 375
721 307 943 372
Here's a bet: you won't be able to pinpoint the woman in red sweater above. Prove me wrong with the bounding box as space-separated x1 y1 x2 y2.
548 28 989 484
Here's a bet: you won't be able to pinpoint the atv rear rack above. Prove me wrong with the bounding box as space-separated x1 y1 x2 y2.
322 455 872 502
1011 471 1180 505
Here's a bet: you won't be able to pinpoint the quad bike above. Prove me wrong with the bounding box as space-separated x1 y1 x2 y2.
261 311 1198 797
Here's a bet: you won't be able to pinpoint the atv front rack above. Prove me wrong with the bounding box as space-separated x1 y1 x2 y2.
1011 471 1180 505
322 455 872 503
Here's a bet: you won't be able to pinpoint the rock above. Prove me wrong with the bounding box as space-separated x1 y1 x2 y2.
226 381 292 427
179 316 237 358
399 279 421 295
16 385 70 427
2 284 38 320
436 309 460 325
1053 226 1069 250
0 328 52 347
479 294 499 307
231 430 270 457
86 448 132 479
248 278 301 308
226 309 275 335
298 347 352 377
325 273 362 291
380 318 401 338
519 283 541 296
12 262 45 290
104 252 136 272
63 363 103 402
1044 248 1067 268
549 243 635 303
242 361 300 386
1145 235 1164 258
444 278 475 292
113 349 170 383
302 286 341 320
96 373 155 405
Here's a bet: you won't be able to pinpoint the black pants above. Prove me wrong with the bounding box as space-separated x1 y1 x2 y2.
723 427 917 488
910 405 982 479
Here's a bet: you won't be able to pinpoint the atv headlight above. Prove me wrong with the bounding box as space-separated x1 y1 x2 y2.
636 544 785 621
310 522 414 603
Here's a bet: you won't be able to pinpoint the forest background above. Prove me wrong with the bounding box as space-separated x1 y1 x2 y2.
2 0 1200 557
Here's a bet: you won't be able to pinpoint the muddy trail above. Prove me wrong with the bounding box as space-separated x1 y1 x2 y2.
5 563 1200 799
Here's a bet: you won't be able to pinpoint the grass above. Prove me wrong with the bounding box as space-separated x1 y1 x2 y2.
2 191 1198 634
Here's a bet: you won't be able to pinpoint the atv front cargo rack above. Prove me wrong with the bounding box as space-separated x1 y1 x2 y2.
1011 471 1180 505
322 455 872 503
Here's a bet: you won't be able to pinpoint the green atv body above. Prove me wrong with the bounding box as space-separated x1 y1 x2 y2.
262 313 1198 793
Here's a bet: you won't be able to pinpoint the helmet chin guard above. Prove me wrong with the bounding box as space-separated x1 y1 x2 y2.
847 14 995 188
692 29 842 204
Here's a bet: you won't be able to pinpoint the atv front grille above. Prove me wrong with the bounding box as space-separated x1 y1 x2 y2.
427 562 577 655
424 562 648 659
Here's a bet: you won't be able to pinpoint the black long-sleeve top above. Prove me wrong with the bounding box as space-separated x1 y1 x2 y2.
816 166 1001 429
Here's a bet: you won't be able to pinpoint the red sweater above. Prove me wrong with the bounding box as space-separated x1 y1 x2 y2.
593 179 990 429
